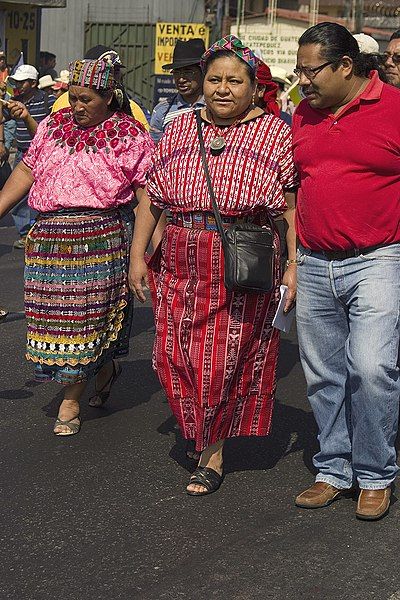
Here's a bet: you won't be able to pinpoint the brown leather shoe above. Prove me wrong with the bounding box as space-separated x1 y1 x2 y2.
295 482 344 509
356 488 391 521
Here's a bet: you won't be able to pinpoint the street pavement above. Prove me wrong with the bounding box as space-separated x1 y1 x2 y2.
1 220 400 600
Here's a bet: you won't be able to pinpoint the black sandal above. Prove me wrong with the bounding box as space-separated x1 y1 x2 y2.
186 466 223 496
89 360 122 407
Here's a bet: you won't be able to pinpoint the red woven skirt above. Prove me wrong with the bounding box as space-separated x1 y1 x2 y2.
148 224 281 452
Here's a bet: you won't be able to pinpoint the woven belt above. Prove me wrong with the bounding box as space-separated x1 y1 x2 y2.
323 244 383 261
171 211 250 231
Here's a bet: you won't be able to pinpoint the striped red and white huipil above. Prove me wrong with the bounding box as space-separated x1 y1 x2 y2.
147 109 297 452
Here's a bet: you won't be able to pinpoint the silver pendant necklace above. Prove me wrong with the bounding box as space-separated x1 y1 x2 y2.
208 107 250 155
210 136 226 152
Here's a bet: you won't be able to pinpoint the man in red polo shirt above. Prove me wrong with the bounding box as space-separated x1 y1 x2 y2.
292 22 400 521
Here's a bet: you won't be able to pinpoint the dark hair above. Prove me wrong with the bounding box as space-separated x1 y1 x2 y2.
203 49 256 83
299 22 379 77
40 51 56 61
98 82 132 117
390 29 400 41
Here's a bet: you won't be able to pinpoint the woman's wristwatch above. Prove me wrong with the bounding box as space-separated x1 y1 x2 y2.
285 259 299 268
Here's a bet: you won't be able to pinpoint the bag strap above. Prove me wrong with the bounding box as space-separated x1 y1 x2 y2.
195 110 227 244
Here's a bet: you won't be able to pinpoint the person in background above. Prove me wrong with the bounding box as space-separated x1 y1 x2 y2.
150 38 206 143
4 64 55 249
51 69 69 99
0 81 16 163
52 46 150 131
383 29 400 87
270 66 294 123
38 51 57 79
0 51 9 83
255 59 292 125
0 80 14 324
293 22 400 521
38 74 57 93
0 58 156 436
353 33 388 82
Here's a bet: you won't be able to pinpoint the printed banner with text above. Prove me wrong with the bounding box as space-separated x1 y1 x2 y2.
154 22 209 75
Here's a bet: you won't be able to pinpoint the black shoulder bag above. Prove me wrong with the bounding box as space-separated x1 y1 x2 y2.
195 110 275 294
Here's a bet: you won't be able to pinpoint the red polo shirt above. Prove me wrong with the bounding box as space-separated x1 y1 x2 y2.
292 71 400 251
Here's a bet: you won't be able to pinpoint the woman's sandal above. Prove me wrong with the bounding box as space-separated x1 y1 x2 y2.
185 440 201 462
53 415 81 436
88 360 122 407
186 466 223 496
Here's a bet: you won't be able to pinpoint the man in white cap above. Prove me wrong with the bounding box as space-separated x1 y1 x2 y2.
3 64 55 247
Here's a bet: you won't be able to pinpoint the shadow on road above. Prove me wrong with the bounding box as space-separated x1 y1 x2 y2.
158 400 318 478
276 335 300 380
40 357 161 421
131 306 155 337
0 243 12 259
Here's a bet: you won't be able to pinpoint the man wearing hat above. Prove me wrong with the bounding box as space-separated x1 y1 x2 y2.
51 45 150 130
150 38 206 143
3 64 55 248
51 69 69 99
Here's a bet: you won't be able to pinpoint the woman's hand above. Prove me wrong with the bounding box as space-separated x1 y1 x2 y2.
128 256 149 303
282 263 297 313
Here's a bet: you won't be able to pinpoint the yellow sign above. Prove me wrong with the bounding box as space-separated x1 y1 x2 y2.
0 3 38 65
155 22 209 75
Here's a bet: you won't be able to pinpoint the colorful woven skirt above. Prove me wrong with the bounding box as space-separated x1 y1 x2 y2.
24 208 133 385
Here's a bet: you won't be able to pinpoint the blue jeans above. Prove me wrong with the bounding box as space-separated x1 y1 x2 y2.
11 150 38 237
296 243 400 490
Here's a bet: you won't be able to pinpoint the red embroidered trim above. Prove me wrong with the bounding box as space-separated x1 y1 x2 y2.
46 108 140 154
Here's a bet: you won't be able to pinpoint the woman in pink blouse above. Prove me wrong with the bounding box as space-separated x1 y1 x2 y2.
0 59 157 436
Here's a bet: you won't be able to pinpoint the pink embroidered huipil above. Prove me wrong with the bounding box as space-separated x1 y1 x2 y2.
23 107 154 212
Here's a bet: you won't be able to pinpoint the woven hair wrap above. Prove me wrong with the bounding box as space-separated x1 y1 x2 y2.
200 35 257 72
68 59 115 91
256 59 280 117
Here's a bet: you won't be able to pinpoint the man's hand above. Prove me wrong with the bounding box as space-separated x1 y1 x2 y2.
8 100 30 121
282 264 297 313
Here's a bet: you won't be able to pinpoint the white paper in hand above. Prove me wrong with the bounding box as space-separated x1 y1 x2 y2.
272 284 295 333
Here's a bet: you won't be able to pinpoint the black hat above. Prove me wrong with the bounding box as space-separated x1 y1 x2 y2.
162 38 206 70
84 45 125 67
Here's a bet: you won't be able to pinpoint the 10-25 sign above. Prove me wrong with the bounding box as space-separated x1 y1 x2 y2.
7 10 36 31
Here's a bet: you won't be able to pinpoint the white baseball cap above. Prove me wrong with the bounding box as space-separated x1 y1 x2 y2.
353 33 380 54
9 64 39 83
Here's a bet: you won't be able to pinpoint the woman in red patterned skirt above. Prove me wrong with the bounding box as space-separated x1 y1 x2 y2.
130 36 298 495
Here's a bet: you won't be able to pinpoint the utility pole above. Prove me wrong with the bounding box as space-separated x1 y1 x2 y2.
354 0 364 32
222 0 230 37
216 0 224 39
236 0 243 38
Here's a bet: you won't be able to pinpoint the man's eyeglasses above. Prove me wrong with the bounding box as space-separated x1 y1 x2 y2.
382 52 400 65
172 68 198 78
293 60 334 80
